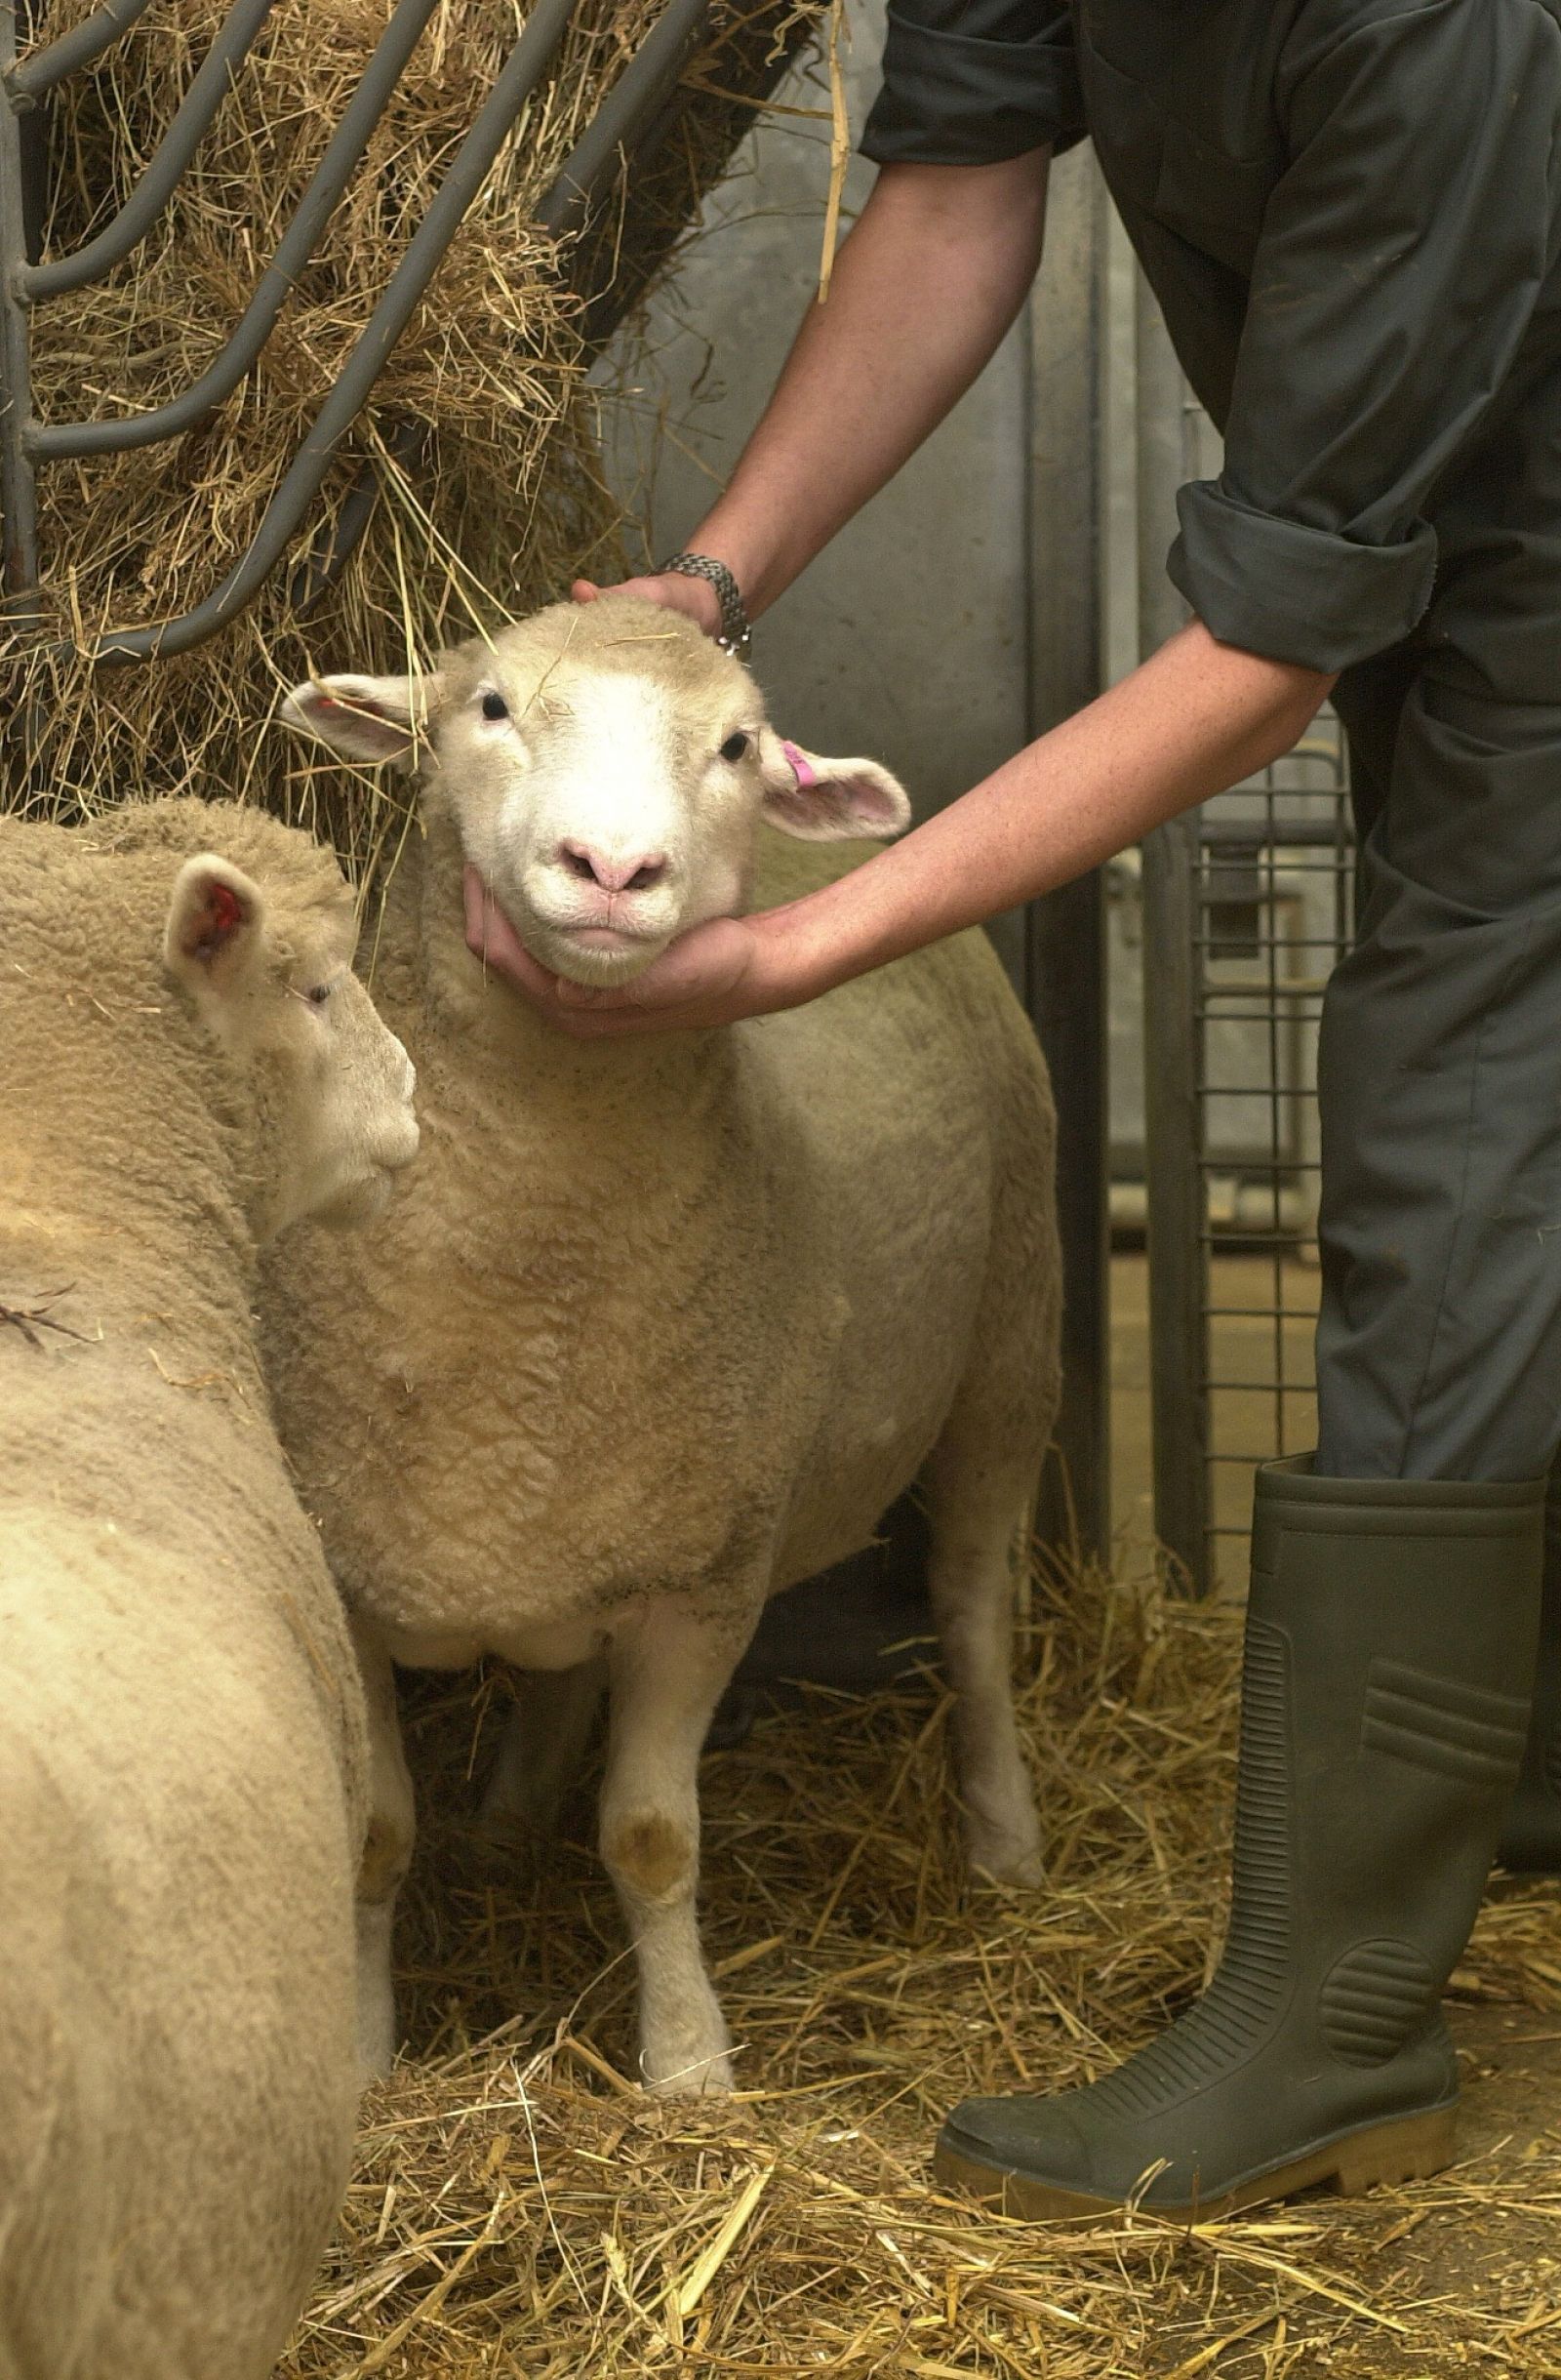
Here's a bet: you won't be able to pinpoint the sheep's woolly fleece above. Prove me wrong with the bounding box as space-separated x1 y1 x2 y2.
0 799 382 2378
265 598 1059 1669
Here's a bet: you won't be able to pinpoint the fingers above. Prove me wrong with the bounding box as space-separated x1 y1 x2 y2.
462 865 556 999
553 918 754 1015
567 572 722 638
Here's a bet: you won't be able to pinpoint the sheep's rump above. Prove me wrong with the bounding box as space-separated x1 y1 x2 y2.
0 1508 361 2380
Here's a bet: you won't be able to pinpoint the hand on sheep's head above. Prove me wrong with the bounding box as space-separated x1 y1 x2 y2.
462 865 805 1035
572 572 722 641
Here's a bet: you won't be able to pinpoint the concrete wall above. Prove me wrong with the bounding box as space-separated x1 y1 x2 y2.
597 0 1033 827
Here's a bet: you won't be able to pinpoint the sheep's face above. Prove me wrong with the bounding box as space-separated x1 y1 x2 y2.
284 598 911 988
163 854 420 1236
437 641 765 986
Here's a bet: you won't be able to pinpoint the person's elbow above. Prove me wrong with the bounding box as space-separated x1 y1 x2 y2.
1260 660 1339 764
1188 620 1337 772
871 148 1051 246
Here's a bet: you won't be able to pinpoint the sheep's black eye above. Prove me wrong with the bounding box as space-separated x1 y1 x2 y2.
720 731 749 763
480 690 509 722
306 982 333 1007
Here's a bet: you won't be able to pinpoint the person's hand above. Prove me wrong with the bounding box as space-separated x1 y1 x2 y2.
462 866 821 1035
572 571 722 640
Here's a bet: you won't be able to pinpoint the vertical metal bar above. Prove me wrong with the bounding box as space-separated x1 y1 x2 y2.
1024 147 1110 1561
0 3 40 615
1135 284 1211 1591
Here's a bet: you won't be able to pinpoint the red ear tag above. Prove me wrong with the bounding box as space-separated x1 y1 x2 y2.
210 882 243 934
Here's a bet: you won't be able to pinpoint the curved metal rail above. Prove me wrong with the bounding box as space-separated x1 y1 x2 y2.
0 0 722 659
24 0 277 300
30 0 442 455
7 0 158 105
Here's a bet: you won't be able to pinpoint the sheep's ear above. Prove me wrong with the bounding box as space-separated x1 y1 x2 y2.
163 855 266 1012
758 732 912 842
281 672 430 767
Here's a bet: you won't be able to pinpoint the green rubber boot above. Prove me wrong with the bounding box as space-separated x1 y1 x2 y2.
935 1457 1543 2224
1497 1470 1561 1875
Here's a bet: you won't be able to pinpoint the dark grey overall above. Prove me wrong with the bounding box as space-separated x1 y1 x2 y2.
866 0 1561 1480
864 0 1561 2215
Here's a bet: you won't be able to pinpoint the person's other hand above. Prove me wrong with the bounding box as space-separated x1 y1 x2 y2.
572 572 722 639
462 866 818 1036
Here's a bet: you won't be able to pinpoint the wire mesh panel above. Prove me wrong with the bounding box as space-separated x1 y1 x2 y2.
1135 275 1356 1593
1195 731 1353 1582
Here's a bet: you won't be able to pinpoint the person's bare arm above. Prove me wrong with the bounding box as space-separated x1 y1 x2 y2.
465 621 1336 1033
577 150 1053 630
489 149 1329 1034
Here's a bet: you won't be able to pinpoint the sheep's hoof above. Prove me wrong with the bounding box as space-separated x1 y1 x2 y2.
355 2005 399 2083
968 1834 1047 1889
642 2042 736 2097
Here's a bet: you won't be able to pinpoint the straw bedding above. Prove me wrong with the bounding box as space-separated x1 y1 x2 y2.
2 0 811 863
276 1556 1561 2377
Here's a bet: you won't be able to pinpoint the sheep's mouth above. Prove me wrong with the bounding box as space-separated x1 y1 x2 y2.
561 923 662 955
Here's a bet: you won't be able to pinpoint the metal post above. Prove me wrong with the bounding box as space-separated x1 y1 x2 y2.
1024 148 1110 1562
0 4 40 614
1135 270 1212 1593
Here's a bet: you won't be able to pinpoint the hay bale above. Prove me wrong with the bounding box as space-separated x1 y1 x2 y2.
1 0 819 864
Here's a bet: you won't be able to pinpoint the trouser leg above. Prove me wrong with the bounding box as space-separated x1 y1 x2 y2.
1314 679 1561 1478
1326 669 1561 1863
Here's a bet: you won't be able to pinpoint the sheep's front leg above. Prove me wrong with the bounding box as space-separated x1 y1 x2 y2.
599 1599 754 2095
349 1611 415 2077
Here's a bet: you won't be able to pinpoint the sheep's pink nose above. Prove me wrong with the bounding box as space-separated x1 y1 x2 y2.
558 839 667 894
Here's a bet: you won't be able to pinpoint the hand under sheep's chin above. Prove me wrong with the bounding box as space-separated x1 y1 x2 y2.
462 865 771 1030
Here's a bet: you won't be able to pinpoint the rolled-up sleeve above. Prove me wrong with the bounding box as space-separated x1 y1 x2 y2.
861 0 1085 167
1168 0 1561 673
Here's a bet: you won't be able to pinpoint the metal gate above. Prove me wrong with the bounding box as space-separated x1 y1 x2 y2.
1135 275 1355 1596
0 0 801 649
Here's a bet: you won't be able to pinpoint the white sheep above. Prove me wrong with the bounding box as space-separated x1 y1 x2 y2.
271 593 1061 2094
0 798 419 2379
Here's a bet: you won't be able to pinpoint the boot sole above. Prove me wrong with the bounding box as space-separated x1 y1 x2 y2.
933 2101 1459 2226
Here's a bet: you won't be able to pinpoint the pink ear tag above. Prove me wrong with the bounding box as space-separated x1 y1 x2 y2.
780 738 819 788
